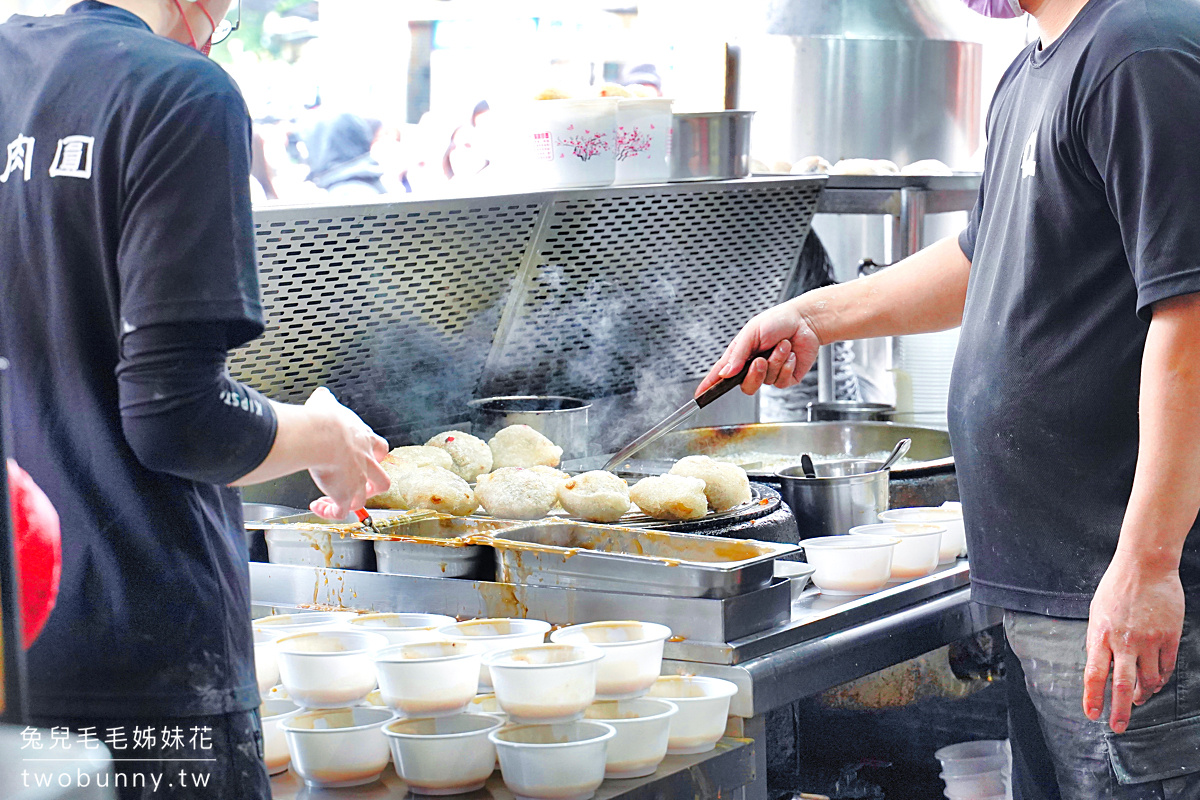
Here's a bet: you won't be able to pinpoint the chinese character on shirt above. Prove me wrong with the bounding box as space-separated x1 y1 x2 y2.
0 134 35 183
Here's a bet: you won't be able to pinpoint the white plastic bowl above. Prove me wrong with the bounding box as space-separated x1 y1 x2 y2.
646 675 738 754
550 621 671 700
348 612 456 645
253 611 357 634
613 98 674 184
520 98 618 189
254 630 280 697
484 644 605 723
584 698 678 779
935 739 1009 776
850 523 943 580
879 506 967 562
260 698 300 775
385 714 504 795
941 769 1008 797
437 618 552 689
275 630 388 709
281 706 394 788
374 640 482 718
800 535 898 595
490 721 617 800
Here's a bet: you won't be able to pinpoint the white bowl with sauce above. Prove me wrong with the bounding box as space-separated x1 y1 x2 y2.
550 621 671 700
260 698 300 775
490 721 617 800
253 611 357 635
385 714 504 795
275 630 388 709
436 618 552 689
347 612 456 645
583 698 678 779
799 535 898 595
850 523 944 581
281 706 394 788
483 644 605 724
373 640 482 718
646 675 738 754
879 505 967 562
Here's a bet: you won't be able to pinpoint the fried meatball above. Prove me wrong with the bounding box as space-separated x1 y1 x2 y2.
368 465 478 516
629 475 708 521
558 471 630 523
383 445 453 471
488 425 563 469
791 156 832 175
425 431 492 482
668 455 752 512
475 467 558 520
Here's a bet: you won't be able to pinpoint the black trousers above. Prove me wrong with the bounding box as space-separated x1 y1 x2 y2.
26 709 271 800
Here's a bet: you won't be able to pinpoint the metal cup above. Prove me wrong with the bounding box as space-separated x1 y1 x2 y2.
775 459 889 540
468 396 592 462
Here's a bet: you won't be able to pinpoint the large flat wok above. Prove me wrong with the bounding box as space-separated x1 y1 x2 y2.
576 422 953 480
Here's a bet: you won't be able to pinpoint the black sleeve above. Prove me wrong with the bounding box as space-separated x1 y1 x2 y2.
116 322 278 485
958 169 985 263
117 89 264 348
1081 50 1200 320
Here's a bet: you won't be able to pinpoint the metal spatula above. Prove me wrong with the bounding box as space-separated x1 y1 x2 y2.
602 350 775 473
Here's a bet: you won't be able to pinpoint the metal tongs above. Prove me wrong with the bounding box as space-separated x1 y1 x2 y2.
603 350 774 473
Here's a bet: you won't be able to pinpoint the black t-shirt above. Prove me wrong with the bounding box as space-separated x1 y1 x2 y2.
952 0 1200 618
0 2 263 716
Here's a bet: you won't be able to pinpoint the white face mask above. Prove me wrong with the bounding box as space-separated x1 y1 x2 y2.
959 0 1024 18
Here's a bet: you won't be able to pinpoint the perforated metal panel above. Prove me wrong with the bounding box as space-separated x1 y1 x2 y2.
229 177 825 441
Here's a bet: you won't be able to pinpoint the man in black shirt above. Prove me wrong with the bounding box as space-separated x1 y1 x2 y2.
0 1 390 797
701 0 1200 796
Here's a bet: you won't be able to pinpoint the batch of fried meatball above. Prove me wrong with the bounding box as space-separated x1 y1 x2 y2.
366 425 753 523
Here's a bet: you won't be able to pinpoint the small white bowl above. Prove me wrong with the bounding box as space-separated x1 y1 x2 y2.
348 612 456 646
374 640 482 718
799 535 898 595
281 706 394 788
254 630 280 698
550 621 671 700
275 630 388 709
260 698 300 775
385 714 504 795
773 561 816 601
437 618 552 689
253 611 357 634
484 644 605 724
850 523 943 581
879 506 967 562
646 675 738 754
584 698 678 779
490 721 616 800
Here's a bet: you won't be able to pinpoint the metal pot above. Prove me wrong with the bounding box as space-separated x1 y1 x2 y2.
468 396 591 461
805 401 896 422
776 459 889 539
670 111 755 181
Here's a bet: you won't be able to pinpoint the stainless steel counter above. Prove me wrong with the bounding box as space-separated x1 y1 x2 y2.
269 737 754 800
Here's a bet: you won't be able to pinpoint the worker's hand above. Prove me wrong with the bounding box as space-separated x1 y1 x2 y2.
1083 550 1185 733
303 388 390 519
696 300 821 396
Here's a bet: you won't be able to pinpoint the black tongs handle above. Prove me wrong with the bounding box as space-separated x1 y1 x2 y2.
695 349 777 409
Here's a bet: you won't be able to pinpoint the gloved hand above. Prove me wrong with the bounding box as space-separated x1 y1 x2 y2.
6 460 62 648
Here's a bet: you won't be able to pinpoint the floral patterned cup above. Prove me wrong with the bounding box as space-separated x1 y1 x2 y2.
614 98 673 185
525 98 617 188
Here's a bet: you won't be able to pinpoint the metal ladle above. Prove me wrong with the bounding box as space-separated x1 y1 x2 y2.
879 438 912 472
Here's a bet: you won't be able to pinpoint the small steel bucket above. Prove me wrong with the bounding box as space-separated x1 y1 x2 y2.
776 459 889 539
468 396 592 461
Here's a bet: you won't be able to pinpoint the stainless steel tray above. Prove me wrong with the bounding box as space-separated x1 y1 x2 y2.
490 521 798 599
258 510 437 571
367 517 519 580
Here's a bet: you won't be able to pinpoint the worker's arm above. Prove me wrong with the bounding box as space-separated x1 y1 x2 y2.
697 234 971 395
1083 292 1200 733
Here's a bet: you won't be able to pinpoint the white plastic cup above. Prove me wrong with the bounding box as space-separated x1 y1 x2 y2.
850 523 944 580
437 618 551 689
613 98 673 184
484 644 605 724
254 630 280 698
799 535 898 595
522 98 618 188
385 714 504 795
281 706 394 789
373 640 482 718
935 739 1009 776
253 611 357 635
880 506 967 562
347 612 456 646
275 630 388 709
646 675 738 755
550 621 671 700
490 721 616 800
260 698 300 775
941 769 1008 797
584 698 678 779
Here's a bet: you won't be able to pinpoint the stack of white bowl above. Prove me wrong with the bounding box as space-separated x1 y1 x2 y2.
935 740 1012 800
249 612 739 798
